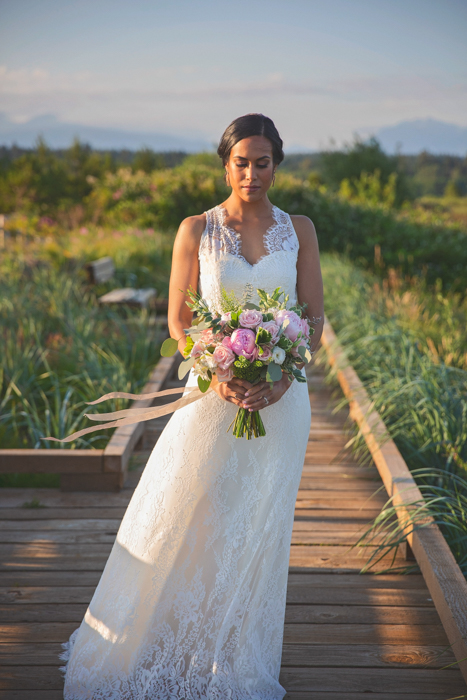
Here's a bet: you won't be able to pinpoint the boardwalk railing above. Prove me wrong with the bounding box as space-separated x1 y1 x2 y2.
320 317 467 683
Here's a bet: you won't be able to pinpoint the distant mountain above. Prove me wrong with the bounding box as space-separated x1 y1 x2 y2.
365 118 467 156
0 113 211 152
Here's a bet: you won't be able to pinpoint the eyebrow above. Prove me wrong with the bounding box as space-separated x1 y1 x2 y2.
233 155 271 160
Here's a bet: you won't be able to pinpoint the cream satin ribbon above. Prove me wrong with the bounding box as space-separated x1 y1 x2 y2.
43 385 212 444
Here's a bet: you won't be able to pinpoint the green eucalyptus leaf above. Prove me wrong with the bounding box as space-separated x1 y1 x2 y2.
198 376 211 393
298 345 312 363
161 337 179 357
244 302 260 310
266 362 283 383
178 357 196 379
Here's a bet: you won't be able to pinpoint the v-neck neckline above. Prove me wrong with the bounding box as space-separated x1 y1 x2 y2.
216 204 278 268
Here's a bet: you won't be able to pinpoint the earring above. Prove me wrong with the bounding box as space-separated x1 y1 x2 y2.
272 172 276 188
225 171 230 187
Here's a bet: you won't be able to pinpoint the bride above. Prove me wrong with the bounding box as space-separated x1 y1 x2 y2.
62 113 324 700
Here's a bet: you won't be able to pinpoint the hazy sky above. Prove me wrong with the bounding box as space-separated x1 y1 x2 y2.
1 0 466 149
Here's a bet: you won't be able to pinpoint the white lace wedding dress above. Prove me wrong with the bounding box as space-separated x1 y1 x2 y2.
62 204 312 700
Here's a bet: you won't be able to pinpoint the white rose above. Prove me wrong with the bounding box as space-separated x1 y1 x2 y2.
271 346 286 365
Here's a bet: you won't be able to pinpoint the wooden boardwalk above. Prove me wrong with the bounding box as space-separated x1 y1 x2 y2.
0 364 465 698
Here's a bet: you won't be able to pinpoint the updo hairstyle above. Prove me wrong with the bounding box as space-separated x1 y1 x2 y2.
217 114 284 166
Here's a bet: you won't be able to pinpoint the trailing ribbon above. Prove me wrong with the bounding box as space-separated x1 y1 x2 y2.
42 385 212 444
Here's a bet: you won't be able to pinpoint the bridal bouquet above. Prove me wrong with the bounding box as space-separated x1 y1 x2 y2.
161 285 314 439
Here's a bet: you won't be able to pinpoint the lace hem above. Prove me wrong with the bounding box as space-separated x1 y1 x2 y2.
59 627 80 676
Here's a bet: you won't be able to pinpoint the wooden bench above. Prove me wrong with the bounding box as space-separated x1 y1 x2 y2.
87 256 156 308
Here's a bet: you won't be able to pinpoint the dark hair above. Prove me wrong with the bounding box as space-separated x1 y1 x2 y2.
217 113 284 165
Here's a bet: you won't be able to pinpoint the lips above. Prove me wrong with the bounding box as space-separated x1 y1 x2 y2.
243 186 260 192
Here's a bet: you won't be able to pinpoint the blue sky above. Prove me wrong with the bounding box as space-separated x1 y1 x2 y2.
1 0 466 149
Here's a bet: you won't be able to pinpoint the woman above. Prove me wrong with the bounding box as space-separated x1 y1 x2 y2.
62 113 324 700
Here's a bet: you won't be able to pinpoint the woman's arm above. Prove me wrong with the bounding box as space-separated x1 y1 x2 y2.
167 215 205 355
291 214 324 353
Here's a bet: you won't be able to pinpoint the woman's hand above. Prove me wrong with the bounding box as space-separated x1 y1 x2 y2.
212 373 292 411
241 373 292 411
210 375 252 407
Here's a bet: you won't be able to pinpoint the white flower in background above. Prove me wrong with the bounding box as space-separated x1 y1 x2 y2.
271 346 286 365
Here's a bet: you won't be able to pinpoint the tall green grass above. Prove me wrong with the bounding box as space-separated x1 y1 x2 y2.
321 254 467 574
0 248 167 470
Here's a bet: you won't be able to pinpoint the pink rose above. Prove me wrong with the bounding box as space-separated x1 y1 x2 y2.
257 344 272 361
191 340 205 358
275 310 302 342
260 321 280 343
230 328 257 360
200 329 222 345
212 343 235 370
239 309 263 329
216 366 234 383
221 336 232 350
220 312 232 325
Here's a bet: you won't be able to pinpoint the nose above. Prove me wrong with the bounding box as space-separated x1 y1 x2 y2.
245 164 257 181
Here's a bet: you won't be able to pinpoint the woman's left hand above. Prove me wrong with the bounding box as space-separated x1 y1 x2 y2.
241 373 292 411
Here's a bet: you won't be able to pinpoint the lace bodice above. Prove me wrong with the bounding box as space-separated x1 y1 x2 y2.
198 204 299 311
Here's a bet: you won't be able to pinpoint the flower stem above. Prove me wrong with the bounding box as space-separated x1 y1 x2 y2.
229 408 266 439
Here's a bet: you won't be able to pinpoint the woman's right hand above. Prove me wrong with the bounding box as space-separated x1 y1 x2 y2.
210 375 252 407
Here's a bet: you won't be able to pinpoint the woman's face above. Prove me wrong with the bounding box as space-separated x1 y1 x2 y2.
226 135 275 202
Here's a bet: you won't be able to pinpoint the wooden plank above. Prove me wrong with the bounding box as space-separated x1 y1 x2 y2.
0 489 132 507
321 318 467 682
0 571 101 586
0 622 76 643
98 287 156 307
280 643 456 668
0 507 128 520
0 643 63 665
0 587 95 604
284 695 461 700
0 518 122 531
0 450 103 474
284 604 440 625
279 667 465 694
289 546 411 573
0 557 109 571
0 603 87 622
283 623 448 645
0 665 64 690
0 692 63 700
286 586 433 607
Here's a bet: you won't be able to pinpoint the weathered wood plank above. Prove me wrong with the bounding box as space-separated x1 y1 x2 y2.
289 545 411 573
0 450 103 474
279 667 465 694
280 643 456 668
0 622 76 643
0 603 87 622
284 604 439 625
283 623 448 645
0 507 128 520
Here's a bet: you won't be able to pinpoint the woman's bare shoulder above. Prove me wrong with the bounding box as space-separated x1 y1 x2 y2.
175 214 207 250
289 214 317 245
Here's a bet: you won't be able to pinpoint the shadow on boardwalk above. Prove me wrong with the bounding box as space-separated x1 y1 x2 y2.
0 364 465 699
